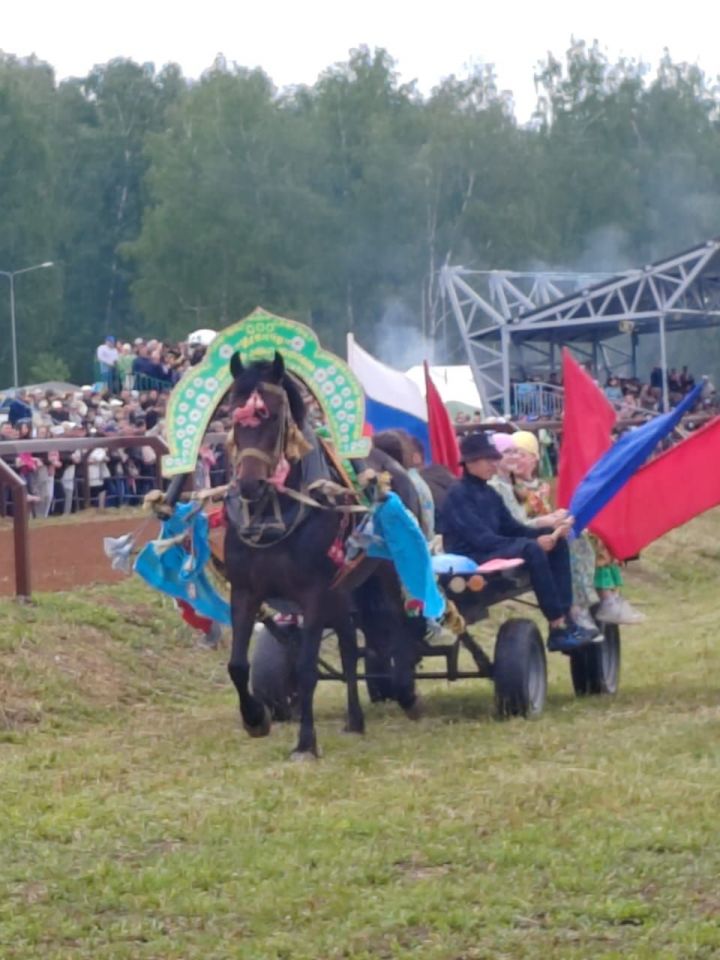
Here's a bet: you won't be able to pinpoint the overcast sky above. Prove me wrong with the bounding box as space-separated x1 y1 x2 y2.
4 0 719 121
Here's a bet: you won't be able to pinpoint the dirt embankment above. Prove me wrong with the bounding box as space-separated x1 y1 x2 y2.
0 513 155 597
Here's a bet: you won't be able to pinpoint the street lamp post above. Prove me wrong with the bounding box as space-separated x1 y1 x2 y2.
0 261 54 389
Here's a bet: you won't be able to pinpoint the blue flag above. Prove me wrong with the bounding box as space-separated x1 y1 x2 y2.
569 381 703 536
134 501 231 625
366 492 446 620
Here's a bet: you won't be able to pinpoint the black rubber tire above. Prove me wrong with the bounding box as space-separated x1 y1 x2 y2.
249 626 299 722
570 623 621 696
493 618 547 718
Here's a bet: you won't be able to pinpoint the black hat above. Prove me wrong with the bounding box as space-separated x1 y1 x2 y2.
459 431 502 464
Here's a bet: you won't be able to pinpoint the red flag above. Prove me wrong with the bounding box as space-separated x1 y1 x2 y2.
424 361 461 476
557 348 720 558
556 350 616 508
591 415 720 559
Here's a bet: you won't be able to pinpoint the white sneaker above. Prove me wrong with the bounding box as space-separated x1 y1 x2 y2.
614 598 647 625
572 607 598 632
595 594 624 624
597 594 646 625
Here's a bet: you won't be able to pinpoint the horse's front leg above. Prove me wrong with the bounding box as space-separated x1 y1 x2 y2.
334 606 364 735
228 588 270 737
290 600 325 760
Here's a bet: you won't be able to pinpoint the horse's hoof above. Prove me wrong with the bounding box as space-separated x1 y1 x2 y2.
243 706 272 738
342 721 365 735
402 696 424 721
289 748 320 762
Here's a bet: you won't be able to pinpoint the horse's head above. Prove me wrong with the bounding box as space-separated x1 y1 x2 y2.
228 350 306 500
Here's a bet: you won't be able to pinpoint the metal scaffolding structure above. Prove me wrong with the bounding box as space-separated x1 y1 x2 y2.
440 237 720 416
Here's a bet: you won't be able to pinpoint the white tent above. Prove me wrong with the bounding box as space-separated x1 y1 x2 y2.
404 365 483 415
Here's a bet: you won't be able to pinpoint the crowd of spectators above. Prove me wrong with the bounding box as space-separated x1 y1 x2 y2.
94 331 217 393
495 363 715 426
0 331 229 517
452 410 485 427
1 338 716 520
589 364 716 418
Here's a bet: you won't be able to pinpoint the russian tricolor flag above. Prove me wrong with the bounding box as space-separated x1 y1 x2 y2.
347 334 430 457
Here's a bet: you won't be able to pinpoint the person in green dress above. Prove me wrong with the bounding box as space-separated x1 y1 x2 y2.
510 431 646 627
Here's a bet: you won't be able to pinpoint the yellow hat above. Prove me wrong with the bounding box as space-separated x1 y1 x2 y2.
512 430 539 458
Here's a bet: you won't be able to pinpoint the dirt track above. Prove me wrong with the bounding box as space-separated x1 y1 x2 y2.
0 514 156 596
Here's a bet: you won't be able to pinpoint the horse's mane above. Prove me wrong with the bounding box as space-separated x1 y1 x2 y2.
230 358 307 428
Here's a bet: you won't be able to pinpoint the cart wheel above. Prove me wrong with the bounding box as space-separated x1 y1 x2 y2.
494 618 547 718
570 623 621 696
250 625 299 721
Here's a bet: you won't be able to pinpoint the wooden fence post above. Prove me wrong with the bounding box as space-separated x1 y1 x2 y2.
0 460 32 601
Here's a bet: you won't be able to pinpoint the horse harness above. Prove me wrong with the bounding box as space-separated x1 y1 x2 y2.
226 380 367 550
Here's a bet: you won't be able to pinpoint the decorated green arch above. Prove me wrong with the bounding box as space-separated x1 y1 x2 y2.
162 307 371 477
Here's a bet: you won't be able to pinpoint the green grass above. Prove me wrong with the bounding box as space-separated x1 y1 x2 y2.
2 514 720 958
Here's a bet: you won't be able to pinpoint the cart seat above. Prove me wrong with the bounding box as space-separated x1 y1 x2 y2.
434 554 532 625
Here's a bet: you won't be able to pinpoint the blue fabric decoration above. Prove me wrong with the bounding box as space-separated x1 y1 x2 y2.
134 502 231 625
103 533 136 573
431 553 478 575
367 492 446 619
569 381 703 536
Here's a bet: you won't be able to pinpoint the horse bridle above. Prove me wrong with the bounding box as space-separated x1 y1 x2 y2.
227 379 366 549
231 380 289 480
228 381 289 546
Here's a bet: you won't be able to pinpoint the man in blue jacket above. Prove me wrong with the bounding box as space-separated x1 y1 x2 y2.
7 389 32 427
439 431 600 653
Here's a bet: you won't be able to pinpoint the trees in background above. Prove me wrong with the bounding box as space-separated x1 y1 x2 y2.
0 55 58 382
1 42 720 385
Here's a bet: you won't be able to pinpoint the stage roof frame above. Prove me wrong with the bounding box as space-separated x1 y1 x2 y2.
440 237 720 415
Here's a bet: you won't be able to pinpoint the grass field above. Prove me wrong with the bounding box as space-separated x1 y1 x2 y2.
2 513 720 959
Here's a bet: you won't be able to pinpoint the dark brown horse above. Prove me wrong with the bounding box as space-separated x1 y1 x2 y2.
224 350 365 758
223 350 423 758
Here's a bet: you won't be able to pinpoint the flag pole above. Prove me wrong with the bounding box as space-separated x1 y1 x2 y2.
659 314 670 413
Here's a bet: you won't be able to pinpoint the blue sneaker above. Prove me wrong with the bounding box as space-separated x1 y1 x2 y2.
567 618 604 644
547 624 593 654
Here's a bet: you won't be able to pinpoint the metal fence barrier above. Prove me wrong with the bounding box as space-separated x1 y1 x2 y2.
92 362 176 394
0 436 170 519
511 382 565 419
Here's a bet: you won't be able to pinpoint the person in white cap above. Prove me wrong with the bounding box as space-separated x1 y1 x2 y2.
187 329 217 367
187 328 217 348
